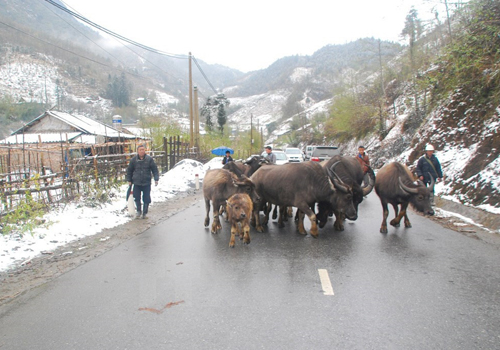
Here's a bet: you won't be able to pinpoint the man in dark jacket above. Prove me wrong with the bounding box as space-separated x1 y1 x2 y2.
416 144 443 205
127 144 159 219
222 150 233 165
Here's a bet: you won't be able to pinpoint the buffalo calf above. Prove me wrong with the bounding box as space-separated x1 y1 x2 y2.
226 193 253 247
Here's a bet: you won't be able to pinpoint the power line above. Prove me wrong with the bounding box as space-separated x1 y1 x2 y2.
44 0 188 59
45 0 220 96
56 0 185 83
192 56 218 95
41 0 130 69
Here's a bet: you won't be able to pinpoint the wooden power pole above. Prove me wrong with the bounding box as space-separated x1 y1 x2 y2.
194 86 200 150
188 52 194 149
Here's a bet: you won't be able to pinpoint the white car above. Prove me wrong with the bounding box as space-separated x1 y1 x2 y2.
262 150 289 165
284 147 304 162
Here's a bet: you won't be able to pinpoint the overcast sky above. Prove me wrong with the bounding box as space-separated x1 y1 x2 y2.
59 0 452 72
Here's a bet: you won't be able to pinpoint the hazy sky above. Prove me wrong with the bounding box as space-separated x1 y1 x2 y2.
59 0 450 72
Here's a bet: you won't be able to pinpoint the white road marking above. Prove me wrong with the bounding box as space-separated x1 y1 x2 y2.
318 269 334 296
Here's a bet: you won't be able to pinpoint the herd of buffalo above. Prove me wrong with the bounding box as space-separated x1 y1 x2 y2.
203 155 436 247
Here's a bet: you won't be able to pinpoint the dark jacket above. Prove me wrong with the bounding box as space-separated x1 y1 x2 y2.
126 154 159 186
416 154 443 184
222 155 233 165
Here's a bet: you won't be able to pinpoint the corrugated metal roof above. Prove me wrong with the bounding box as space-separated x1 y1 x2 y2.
0 132 83 144
11 111 138 139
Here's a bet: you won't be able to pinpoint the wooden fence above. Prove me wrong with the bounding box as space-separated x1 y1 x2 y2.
0 136 208 216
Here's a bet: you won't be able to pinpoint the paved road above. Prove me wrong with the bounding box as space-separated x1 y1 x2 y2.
1 194 499 349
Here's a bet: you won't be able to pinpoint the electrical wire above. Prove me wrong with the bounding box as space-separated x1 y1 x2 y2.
45 0 221 96
44 0 188 59
192 56 218 95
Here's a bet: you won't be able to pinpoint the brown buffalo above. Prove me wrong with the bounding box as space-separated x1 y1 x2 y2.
226 193 253 247
203 169 259 234
375 162 435 233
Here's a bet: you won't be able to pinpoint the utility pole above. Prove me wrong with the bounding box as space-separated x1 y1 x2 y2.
250 113 253 153
194 86 200 151
188 52 194 148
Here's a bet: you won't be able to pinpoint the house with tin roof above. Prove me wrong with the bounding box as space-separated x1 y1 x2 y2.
0 110 140 145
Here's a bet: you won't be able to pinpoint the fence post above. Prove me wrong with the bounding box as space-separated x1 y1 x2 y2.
163 136 168 173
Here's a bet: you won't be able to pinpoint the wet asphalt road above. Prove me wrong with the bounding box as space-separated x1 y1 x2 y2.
1 193 499 349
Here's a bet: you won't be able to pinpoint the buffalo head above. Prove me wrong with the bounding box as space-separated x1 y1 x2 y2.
398 176 435 216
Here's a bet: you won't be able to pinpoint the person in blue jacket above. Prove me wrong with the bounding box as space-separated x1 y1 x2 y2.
416 144 443 205
127 144 159 219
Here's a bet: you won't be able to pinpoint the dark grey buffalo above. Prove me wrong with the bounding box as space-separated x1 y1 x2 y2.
375 162 435 233
250 162 356 237
203 169 259 234
319 155 375 230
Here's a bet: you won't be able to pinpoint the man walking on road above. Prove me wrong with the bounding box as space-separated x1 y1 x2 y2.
265 146 276 164
416 144 443 205
127 144 159 219
356 145 370 174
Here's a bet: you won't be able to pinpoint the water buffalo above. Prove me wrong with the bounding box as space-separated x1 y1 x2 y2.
318 156 374 230
226 193 253 247
250 162 356 237
203 169 259 234
223 155 269 178
375 162 435 234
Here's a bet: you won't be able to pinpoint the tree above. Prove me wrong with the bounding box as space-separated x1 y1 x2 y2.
401 8 424 121
200 94 230 133
104 73 131 108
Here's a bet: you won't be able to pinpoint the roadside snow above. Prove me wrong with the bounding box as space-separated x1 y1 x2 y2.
0 157 223 272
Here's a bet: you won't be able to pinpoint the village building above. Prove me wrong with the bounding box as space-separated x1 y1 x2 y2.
0 110 148 177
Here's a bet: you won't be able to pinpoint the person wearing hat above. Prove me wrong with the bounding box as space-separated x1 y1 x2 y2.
222 150 233 165
356 146 370 173
416 144 443 205
126 144 159 219
265 146 276 164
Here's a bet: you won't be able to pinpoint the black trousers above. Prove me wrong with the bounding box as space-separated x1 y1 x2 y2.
133 184 151 212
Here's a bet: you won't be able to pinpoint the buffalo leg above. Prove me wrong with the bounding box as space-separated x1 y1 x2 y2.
252 208 264 233
297 210 306 235
272 205 278 220
262 203 270 225
401 203 412 228
243 223 251 244
390 204 401 227
229 223 237 247
204 198 211 227
297 204 318 237
333 210 344 231
211 200 222 233
278 206 286 228
380 199 389 234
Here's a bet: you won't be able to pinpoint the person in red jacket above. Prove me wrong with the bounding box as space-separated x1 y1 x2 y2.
356 146 370 174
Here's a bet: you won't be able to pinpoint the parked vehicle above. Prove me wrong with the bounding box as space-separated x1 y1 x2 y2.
261 150 289 165
284 147 304 162
310 146 340 162
305 145 318 160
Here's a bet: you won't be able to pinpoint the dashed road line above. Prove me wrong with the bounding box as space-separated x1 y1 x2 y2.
318 269 334 296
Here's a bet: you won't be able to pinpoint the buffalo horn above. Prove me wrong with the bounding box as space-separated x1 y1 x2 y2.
428 172 435 191
333 179 349 193
362 171 375 196
327 161 345 184
399 177 419 194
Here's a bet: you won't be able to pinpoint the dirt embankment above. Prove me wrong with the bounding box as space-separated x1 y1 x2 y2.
0 189 204 306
